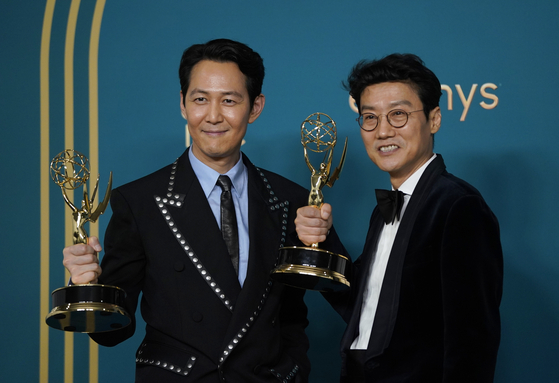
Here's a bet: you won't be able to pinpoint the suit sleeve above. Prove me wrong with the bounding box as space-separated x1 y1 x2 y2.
440 194 503 382
90 188 145 346
272 191 313 378
321 210 377 325
285 189 354 323
278 284 311 378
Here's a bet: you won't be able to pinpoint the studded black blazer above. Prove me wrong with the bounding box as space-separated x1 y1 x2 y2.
90 149 345 382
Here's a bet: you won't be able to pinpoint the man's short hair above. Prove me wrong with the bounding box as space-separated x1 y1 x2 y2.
344 53 442 119
179 38 265 108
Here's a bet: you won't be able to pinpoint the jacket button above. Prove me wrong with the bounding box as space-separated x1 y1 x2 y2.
191 312 203 322
174 262 185 272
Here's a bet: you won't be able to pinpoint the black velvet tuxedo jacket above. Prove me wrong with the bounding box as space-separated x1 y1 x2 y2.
90 149 337 382
332 155 503 383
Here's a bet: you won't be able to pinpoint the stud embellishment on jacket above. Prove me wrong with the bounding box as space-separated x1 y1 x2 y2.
153 160 235 312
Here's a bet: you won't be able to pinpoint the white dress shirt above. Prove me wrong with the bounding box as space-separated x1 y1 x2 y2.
351 154 437 349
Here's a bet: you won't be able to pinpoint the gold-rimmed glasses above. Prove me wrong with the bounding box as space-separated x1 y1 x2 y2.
357 109 424 132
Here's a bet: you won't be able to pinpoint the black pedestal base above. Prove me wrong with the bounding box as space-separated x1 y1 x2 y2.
271 246 350 292
45 284 131 333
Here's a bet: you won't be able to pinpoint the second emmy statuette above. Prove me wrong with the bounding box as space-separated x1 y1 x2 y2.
271 113 350 292
45 149 131 333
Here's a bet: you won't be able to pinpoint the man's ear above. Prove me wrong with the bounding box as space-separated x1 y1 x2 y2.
180 91 187 120
248 94 265 124
429 106 441 134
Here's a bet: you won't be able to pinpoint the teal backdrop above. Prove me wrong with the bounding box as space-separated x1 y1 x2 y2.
1 0 558 382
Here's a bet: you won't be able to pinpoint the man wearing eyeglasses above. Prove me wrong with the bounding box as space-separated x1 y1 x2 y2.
295 54 503 382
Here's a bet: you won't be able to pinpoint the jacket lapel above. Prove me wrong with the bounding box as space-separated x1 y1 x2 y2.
154 151 291 365
155 150 242 311
236 159 282 306
364 155 447 359
219 156 287 364
341 207 384 350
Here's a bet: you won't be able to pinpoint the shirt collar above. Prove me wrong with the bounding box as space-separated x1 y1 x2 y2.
189 149 247 198
396 153 437 196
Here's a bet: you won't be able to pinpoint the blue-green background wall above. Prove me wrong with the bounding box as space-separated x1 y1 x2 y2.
2 0 558 381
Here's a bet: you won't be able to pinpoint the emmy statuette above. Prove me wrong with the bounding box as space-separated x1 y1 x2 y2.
45 150 131 333
271 113 350 292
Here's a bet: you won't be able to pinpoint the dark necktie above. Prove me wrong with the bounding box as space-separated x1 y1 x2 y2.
375 189 405 224
216 175 239 275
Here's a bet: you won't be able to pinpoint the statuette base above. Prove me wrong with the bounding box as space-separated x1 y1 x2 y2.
271 246 350 292
46 284 130 333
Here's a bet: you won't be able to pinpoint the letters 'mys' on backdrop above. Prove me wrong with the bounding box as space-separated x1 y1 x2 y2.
1 1 558 382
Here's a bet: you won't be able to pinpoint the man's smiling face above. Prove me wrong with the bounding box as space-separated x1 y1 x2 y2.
359 81 441 188
180 60 264 174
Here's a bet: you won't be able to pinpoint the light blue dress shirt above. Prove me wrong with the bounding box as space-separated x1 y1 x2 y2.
189 149 249 287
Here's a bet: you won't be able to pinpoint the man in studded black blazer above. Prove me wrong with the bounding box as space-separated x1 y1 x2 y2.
296 54 503 382
62 39 344 382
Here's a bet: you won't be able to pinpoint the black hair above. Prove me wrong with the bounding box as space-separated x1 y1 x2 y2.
179 38 265 108
344 53 442 119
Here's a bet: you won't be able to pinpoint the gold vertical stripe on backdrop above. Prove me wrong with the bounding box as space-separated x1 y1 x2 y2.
88 1 107 381
40 1 56 382
41 1 107 381
64 1 81 382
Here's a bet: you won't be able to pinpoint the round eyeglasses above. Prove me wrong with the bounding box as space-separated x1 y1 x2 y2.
357 109 424 132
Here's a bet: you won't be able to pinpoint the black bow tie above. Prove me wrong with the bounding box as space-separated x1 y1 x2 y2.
375 189 405 224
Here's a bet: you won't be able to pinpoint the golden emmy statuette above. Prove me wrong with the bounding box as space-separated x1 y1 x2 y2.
271 113 350 292
45 149 131 333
